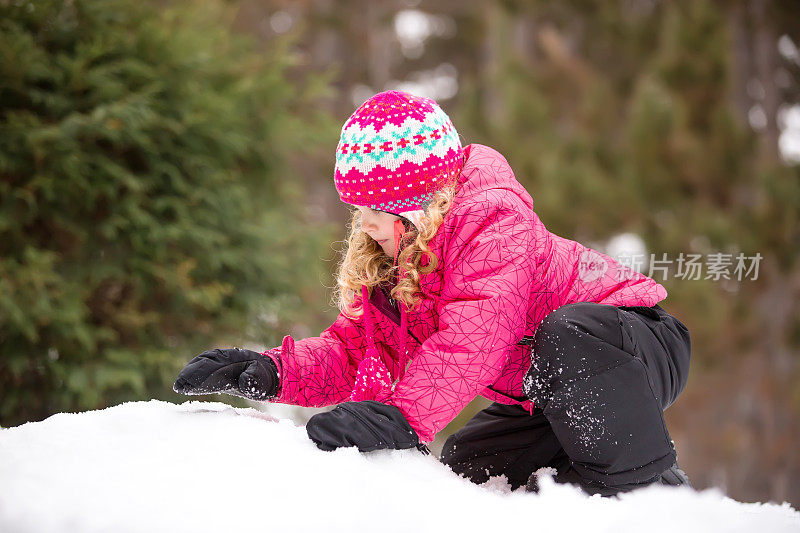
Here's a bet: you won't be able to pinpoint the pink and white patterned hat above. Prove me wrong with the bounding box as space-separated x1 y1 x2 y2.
334 90 464 229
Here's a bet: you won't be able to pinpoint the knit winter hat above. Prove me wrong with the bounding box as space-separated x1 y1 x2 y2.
334 90 464 229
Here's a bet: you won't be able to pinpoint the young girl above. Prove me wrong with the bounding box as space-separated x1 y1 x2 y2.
174 90 692 496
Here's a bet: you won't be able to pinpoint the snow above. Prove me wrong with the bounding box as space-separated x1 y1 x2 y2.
0 400 798 533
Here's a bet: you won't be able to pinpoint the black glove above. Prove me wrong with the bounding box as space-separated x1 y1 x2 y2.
173 348 279 401
306 400 428 454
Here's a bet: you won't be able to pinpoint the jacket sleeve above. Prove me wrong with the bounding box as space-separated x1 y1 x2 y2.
262 311 366 407
387 193 537 442
550 232 668 307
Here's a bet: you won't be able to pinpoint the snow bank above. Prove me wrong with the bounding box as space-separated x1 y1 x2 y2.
0 400 797 533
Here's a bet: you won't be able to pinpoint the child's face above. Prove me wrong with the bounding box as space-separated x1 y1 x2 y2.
357 206 401 256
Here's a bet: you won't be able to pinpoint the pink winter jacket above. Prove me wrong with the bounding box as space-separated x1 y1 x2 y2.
263 144 667 443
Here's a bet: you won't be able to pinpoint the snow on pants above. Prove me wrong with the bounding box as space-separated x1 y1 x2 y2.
440 302 691 491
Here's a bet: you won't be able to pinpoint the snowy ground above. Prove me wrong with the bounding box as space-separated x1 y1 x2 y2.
0 400 798 533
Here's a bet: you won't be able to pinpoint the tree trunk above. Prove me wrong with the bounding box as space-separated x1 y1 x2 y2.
727 0 754 128
751 0 781 163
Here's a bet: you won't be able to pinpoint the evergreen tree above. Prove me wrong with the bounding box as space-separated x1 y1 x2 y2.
0 0 337 426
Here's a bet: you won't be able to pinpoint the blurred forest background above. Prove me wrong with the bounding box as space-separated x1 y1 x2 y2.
1 0 799 506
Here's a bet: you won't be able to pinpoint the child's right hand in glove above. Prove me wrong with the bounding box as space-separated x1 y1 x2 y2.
173 348 279 401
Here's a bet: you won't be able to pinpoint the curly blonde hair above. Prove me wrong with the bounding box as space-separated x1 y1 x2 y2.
334 181 458 317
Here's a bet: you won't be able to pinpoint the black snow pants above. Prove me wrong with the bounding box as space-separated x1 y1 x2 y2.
440 302 691 492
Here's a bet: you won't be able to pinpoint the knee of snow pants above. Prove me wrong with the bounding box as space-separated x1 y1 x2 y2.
521 302 691 487
439 403 569 491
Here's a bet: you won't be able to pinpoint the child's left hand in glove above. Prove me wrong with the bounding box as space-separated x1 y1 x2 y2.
306 400 429 454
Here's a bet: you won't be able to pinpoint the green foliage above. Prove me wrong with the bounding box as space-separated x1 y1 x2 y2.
0 0 337 425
